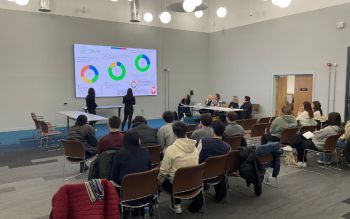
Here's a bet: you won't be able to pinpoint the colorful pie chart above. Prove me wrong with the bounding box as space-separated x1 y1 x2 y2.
81 65 99 84
135 54 151 72
109 62 126 81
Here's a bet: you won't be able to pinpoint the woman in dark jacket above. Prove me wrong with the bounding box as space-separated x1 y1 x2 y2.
239 96 253 119
86 88 97 125
121 88 136 131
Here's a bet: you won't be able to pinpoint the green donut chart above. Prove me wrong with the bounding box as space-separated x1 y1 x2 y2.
135 54 151 72
108 62 126 81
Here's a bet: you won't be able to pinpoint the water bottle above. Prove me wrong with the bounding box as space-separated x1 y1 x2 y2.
144 206 150 219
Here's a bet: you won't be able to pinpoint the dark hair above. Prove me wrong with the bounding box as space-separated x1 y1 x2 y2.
109 116 121 129
281 106 293 115
76 115 88 126
312 101 323 116
226 111 237 122
172 121 187 138
126 88 133 97
132 116 147 125
181 98 186 105
303 101 314 118
245 96 251 102
88 88 95 98
162 111 174 123
212 120 226 137
123 131 140 147
328 112 341 126
200 113 212 127
186 94 191 103
216 93 221 101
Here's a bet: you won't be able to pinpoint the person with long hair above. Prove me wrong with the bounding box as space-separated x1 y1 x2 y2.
312 101 323 119
86 88 97 125
239 96 252 119
296 101 317 126
228 96 239 109
121 88 135 131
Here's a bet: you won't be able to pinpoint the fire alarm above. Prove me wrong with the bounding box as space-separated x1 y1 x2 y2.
337 21 345 29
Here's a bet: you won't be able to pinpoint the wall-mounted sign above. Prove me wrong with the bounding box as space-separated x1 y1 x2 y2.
300 88 308 91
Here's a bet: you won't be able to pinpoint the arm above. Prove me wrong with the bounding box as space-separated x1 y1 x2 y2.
132 97 136 105
159 150 171 177
122 96 125 104
157 128 166 148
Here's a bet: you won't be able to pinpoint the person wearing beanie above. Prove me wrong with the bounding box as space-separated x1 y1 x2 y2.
109 131 151 185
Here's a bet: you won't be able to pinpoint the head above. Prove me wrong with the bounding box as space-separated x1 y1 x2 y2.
232 96 239 103
212 120 226 138
132 116 147 125
281 106 293 115
162 111 174 123
88 88 95 97
123 131 140 148
207 95 213 100
108 116 121 130
76 115 88 126
127 88 133 96
172 121 187 138
312 101 323 115
244 96 251 102
216 93 221 101
303 101 314 118
327 112 341 126
181 98 186 104
226 111 237 123
200 113 213 127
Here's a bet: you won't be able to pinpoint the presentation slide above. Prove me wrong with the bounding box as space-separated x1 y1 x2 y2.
74 44 157 97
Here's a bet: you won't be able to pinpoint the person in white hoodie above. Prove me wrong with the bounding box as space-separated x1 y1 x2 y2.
159 121 202 214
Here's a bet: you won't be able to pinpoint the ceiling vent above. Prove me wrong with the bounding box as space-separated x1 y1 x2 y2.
38 0 51 12
130 0 140 23
167 1 208 13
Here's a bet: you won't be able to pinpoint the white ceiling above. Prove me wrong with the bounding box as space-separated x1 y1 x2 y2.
0 0 350 33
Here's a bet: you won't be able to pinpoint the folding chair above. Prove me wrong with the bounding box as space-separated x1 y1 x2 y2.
39 121 62 148
246 123 269 146
259 154 278 188
299 125 317 133
225 150 240 202
186 124 197 132
224 135 243 150
146 145 161 167
258 117 271 124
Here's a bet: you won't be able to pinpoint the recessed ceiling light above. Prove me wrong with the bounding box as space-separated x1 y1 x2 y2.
144 12 153 23
111 0 119 2
216 7 227 18
183 0 196 13
15 0 29 6
194 10 203 18
159 11 171 24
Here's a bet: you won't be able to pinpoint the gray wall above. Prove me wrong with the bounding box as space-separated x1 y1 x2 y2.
209 4 350 118
0 9 209 131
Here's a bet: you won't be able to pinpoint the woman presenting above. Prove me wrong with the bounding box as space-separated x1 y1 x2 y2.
85 88 97 125
121 88 135 131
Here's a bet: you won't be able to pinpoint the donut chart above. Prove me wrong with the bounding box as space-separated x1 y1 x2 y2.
81 65 99 84
108 62 126 81
135 54 151 72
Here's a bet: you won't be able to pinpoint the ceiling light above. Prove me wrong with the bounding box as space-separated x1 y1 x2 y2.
216 7 227 18
111 0 119 2
183 0 196 13
15 0 29 6
194 10 203 18
272 0 279 6
159 11 171 24
144 12 153 23
277 0 291 8
193 0 203 7
8 0 15 2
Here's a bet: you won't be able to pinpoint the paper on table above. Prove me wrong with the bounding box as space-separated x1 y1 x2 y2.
303 131 314 139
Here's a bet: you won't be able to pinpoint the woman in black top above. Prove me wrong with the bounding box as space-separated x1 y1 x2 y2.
228 96 239 109
121 88 135 131
86 88 97 125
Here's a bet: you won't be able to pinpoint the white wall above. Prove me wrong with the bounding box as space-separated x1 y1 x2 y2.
0 9 209 132
209 4 350 118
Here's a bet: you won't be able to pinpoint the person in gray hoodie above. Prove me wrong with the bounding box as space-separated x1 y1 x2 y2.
191 113 213 142
261 106 297 144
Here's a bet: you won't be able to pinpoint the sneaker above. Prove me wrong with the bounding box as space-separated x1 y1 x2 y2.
297 162 307 168
317 159 331 165
170 204 182 214
282 146 293 152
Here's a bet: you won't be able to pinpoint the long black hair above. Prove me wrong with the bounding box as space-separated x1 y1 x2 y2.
313 101 323 116
126 88 133 97
87 88 95 98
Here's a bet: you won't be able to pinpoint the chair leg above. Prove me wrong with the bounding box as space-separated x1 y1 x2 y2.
225 176 230 203
62 159 66 181
202 188 207 214
172 196 177 219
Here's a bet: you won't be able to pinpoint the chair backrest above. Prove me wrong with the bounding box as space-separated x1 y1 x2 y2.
226 150 240 173
243 118 258 130
224 135 243 150
323 134 342 152
258 117 271 124
236 120 245 127
120 168 159 202
39 121 49 133
259 154 274 164
172 163 205 194
146 145 161 166
299 126 317 133
186 131 193 138
252 104 260 114
61 139 85 159
270 117 276 122
250 123 269 137
280 127 300 144
186 124 197 132
203 153 229 181
33 118 41 130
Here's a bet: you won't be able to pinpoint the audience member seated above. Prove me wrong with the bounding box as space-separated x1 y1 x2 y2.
261 106 297 144
296 101 317 127
224 111 244 137
157 111 175 152
159 121 203 214
337 120 350 150
128 116 158 146
191 113 214 142
109 132 151 185
197 121 230 202
290 112 343 167
66 114 97 172
228 96 239 109
97 116 124 154
178 96 191 120
312 101 323 119
239 96 253 119
205 95 214 106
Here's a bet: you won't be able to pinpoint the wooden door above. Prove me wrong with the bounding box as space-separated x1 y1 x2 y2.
275 76 288 116
293 75 313 116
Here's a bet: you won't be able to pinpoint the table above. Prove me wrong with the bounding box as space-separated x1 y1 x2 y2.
81 105 123 117
58 111 108 129
181 105 243 116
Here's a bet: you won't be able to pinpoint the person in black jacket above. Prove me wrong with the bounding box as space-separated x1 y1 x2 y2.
109 131 151 185
85 88 97 125
239 96 253 119
128 116 158 146
121 88 136 131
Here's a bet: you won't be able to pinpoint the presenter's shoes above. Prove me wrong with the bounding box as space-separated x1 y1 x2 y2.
170 204 182 214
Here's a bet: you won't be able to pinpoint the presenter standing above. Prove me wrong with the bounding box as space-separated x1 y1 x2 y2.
121 88 135 131
85 88 97 125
